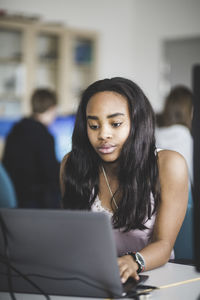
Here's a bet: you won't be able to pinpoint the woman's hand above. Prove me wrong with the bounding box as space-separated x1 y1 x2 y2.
118 255 140 283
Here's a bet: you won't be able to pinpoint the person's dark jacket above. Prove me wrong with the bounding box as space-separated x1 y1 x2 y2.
2 117 61 208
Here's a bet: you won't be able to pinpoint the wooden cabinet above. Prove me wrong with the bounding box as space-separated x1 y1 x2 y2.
0 18 98 116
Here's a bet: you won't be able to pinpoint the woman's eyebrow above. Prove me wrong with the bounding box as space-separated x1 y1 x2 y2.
107 113 125 118
87 115 98 120
87 113 125 120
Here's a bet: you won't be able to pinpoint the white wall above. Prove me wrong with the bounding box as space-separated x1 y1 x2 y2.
0 0 200 111
131 0 200 111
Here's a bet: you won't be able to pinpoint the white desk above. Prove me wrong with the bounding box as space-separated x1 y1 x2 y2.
0 262 200 300
142 262 200 299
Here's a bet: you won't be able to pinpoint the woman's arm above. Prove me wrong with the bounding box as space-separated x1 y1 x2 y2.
118 150 188 282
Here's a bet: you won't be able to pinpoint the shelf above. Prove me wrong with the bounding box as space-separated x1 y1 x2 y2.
0 57 22 63
0 93 22 101
36 58 58 66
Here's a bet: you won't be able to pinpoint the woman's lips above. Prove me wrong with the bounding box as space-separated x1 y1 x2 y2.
98 145 116 154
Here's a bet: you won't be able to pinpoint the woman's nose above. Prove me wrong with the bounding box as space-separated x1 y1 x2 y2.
98 125 112 140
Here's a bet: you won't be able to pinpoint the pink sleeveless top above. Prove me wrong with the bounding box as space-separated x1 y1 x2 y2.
91 194 174 259
91 195 155 256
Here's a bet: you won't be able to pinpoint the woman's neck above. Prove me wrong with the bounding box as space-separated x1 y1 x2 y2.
99 161 120 212
101 161 119 178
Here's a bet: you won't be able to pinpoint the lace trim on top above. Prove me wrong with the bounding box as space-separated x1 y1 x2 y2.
91 195 113 217
91 192 155 221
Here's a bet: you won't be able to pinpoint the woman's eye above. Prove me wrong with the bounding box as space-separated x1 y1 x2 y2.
112 122 122 128
89 124 99 130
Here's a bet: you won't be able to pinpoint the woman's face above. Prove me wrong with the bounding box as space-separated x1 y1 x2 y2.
86 91 131 163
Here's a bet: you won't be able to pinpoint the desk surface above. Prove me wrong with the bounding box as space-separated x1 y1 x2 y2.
143 262 200 299
0 262 200 300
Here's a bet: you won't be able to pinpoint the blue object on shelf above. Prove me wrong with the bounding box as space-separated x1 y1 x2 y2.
74 41 92 64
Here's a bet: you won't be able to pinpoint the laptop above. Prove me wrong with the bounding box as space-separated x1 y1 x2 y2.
0 208 148 298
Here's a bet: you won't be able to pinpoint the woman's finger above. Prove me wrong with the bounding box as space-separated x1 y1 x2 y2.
121 269 131 283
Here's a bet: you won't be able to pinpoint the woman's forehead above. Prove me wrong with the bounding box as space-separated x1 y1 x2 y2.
86 91 129 115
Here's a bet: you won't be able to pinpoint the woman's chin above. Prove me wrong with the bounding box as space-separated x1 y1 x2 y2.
100 155 119 164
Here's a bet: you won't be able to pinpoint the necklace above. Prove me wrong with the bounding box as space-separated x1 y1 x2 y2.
101 165 118 210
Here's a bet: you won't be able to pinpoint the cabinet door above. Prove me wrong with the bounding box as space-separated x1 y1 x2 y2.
33 28 70 115
35 33 59 90
68 32 97 113
0 28 25 116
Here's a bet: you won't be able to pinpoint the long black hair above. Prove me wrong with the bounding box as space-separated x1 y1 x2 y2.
62 77 161 231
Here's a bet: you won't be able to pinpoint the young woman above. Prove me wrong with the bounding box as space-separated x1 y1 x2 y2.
60 77 188 283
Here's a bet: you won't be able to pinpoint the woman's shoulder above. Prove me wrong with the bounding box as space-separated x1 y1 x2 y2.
157 148 187 167
157 149 188 180
158 148 185 160
60 153 71 173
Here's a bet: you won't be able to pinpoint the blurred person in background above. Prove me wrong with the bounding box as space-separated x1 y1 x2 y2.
155 85 193 184
2 88 61 208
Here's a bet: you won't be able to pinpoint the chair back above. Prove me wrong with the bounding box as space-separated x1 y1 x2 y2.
0 163 17 208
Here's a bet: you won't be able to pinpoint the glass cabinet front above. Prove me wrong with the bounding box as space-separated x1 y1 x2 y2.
35 33 59 90
0 29 25 116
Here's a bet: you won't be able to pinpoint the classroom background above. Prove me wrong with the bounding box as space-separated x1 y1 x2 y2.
0 0 200 159
0 0 200 262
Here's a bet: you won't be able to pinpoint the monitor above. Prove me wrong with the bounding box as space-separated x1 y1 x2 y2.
48 115 75 161
0 115 75 162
